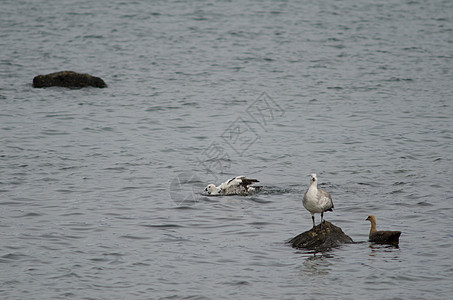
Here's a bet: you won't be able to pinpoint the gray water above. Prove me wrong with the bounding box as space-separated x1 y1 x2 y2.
1 0 452 299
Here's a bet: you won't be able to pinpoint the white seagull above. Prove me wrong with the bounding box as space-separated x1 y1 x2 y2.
302 173 334 228
204 176 260 195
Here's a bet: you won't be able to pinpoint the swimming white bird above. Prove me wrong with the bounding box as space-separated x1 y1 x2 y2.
204 176 260 195
302 174 334 228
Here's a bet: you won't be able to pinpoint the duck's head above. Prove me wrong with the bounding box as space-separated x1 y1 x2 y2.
366 215 377 223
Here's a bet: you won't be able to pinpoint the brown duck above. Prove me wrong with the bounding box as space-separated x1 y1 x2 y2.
366 215 401 245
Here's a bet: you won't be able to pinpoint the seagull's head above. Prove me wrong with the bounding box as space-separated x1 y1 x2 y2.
309 173 318 183
204 184 217 195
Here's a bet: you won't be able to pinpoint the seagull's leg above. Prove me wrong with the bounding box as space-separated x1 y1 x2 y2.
312 215 315 228
320 212 324 229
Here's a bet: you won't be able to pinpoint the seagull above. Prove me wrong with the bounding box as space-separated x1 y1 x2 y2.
204 176 260 195
302 173 334 228
366 215 401 245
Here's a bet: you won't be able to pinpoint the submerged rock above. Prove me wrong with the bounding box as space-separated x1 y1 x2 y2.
289 221 353 251
33 71 107 88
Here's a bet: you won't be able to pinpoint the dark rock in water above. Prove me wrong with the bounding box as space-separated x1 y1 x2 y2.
289 221 353 251
33 71 107 88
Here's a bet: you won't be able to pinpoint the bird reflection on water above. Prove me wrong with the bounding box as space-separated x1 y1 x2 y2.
298 254 334 277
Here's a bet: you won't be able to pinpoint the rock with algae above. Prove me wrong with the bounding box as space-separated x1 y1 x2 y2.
289 221 353 251
33 71 107 88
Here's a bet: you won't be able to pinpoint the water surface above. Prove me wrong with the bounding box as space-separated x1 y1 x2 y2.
1 0 452 299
